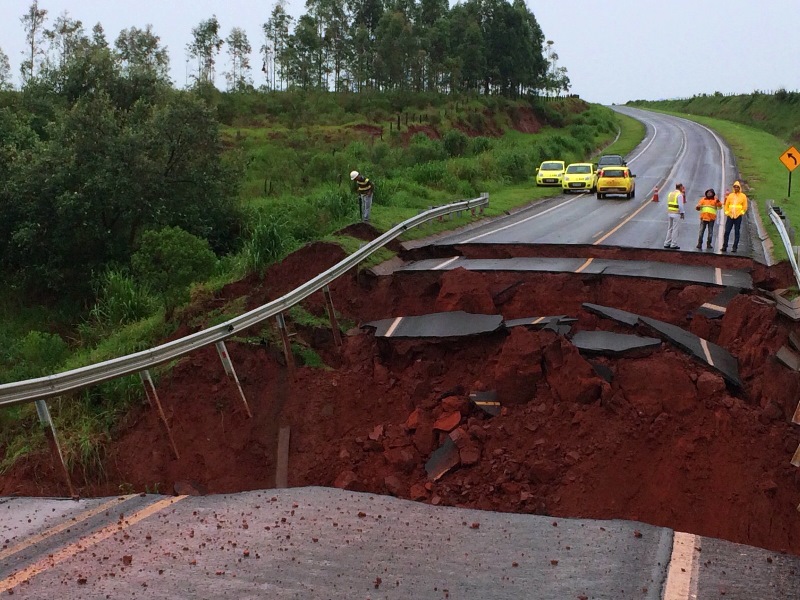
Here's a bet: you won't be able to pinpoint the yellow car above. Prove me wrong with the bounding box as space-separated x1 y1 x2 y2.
596 166 636 199
562 163 597 193
535 160 566 186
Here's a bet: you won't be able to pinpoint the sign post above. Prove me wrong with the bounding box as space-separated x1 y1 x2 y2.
779 146 800 197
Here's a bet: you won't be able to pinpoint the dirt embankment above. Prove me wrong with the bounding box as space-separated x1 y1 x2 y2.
3 227 800 556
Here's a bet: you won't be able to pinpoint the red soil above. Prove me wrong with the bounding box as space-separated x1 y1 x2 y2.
3 225 800 557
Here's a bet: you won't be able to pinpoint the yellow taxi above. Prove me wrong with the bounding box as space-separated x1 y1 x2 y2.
596 166 636 199
535 160 566 186
562 162 597 193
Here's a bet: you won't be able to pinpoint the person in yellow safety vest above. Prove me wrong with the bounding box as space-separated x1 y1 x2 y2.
663 182 686 249
350 170 374 222
695 188 723 250
721 180 748 253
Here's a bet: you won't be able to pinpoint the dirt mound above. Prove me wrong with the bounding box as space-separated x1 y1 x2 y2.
510 107 543 134
348 124 383 138
3 241 800 557
401 124 441 145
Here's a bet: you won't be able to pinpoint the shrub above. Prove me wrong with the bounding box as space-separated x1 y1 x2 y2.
469 136 492 155
407 133 446 165
442 129 469 157
243 214 299 273
496 149 530 183
131 227 218 314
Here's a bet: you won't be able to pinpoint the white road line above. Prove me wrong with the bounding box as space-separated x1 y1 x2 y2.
714 268 723 286
385 317 403 337
433 257 460 270
700 303 726 313
699 338 715 367
664 532 701 599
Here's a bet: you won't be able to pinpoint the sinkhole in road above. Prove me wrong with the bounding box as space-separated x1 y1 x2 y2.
3 228 800 556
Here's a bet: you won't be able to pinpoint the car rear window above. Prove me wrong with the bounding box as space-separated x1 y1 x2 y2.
541 162 562 170
602 169 626 177
568 165 591 174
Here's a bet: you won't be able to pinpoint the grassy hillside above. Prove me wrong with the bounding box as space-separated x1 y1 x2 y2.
0 91 641 478
630 92 800 261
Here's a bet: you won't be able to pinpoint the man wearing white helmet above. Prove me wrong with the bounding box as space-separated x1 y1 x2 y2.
350 170 374 223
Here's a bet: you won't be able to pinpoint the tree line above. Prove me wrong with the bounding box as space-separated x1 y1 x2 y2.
0 0 570 96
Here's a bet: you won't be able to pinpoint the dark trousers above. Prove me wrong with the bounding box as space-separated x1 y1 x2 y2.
698 220 715 246
722 216 742 250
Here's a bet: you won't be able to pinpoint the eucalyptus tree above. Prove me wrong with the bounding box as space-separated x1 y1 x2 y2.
20 1 48 84
114 25 170 82
0 47 12 90
346 0 384 90
187 16 224 85
448 3 485 92
44 12 86 71
282 14 322 89
262 1 293 90
374 10 417 90
225 27 253 91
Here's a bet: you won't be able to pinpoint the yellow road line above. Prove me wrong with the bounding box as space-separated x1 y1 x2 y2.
0 495 135 562
575 258 594 273
0 495 186 594
593 198 654 245
714 268 723 286
664 532 700 599
530 317 545 325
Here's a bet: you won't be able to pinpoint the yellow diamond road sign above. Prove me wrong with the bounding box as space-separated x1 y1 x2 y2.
780 146 800 172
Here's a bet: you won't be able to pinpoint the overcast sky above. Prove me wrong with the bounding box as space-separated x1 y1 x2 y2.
0 0 797 104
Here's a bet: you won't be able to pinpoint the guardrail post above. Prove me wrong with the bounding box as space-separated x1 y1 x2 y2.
35 399 77 499
480 192 488 214
140 370 180 459
323 285 343 348
275 312 296 374
215 341 253 418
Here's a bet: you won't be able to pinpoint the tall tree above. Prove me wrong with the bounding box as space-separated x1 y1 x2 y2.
187 16 224 85
20 1 48 84
225 27 252 91
114 25 170 82
262 1 293 90
0 47 12 90
44 12 86 71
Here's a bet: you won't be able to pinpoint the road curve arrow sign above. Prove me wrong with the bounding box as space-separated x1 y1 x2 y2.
780 146 800 172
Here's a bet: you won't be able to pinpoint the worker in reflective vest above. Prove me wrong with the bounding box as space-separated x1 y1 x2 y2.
663 182 686 249
721 181 748 253
695 188 722 250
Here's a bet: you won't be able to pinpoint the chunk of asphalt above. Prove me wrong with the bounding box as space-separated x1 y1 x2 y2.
695 287 743 319
469 390 501 416
582 303 640 327
570 330 661 357
504 316 577 329
363 311 503 338
425 437 460 481
638 316 742 388
776 346 800 372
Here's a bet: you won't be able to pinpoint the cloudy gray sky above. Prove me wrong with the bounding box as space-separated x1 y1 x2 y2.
0 0 797 104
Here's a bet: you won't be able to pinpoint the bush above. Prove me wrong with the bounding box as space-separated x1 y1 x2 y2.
442 129 469 157
131 227 218 314
243 214 299 273
406 133 446 165
469 136 492 155
496 149 530 183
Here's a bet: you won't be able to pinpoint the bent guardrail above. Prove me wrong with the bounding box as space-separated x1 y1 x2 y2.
768 202 800 289
0 194 489 408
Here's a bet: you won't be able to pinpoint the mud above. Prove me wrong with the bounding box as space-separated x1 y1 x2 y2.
3 224 800 557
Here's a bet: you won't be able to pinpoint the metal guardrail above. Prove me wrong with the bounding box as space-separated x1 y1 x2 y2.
767 202 800 289
0 194 489 408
